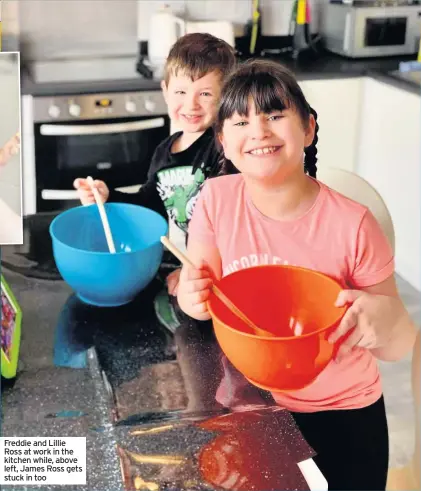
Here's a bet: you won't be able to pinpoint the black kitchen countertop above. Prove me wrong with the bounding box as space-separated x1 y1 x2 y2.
20 50 419 97
1 212 318 491
20 69 163 97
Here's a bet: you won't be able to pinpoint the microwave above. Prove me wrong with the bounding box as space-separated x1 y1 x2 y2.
322 1 421 58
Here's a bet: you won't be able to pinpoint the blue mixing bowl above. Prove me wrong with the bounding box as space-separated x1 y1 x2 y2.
49 203 168 307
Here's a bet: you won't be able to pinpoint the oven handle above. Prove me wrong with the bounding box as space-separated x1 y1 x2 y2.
40 117 165 136
42 190 79 200
42 185 142 201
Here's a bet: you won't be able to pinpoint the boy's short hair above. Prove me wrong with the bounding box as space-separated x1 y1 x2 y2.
163 33 237 84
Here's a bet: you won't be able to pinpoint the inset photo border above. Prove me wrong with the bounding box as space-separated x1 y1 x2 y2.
0 51 23 245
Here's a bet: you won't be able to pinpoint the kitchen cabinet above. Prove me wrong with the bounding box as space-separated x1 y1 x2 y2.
299 77 363 173
356 77 421 291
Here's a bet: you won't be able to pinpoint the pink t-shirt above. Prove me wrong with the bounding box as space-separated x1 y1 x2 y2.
189 174 395 412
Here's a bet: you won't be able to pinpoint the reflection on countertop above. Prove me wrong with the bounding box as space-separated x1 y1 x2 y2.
116 408 314 491
1 213 318 491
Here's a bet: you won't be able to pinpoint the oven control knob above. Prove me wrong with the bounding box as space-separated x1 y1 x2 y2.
68 103 81 117
48 105 61 119
125 100 137 113
144 99 156 113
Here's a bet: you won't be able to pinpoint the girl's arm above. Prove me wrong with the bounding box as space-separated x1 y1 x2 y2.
330 274 417 362
178 178 222 321
329 208 417 362
177 239 222 321
363 275 417 361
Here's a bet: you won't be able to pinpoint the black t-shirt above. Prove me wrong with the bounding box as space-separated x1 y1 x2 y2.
108 127 222 234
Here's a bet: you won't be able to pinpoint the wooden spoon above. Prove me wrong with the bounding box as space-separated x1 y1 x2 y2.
160 236 273 337
87 175 116 254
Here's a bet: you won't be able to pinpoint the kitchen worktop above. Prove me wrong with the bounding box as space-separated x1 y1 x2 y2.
20 66 162 97
1 213 320 491
20 50 419 97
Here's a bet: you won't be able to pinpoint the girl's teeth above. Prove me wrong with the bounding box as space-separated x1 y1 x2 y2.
250 147 277 155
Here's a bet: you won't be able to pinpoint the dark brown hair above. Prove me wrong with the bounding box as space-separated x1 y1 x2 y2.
163 33 237 85
216 59 319 178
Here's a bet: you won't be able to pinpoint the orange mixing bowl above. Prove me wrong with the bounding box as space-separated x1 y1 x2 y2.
207 265 347 391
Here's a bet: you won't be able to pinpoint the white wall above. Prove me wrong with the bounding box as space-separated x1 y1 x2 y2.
18 0 138 61
14 0 326 61
0 52 22 216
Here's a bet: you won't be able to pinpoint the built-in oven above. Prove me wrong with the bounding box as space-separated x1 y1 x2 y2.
22 90 169 214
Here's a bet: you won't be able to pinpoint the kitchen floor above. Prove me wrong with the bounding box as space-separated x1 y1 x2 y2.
381 275 419 468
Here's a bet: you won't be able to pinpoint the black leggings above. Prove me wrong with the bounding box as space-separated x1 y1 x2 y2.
291 396 389 491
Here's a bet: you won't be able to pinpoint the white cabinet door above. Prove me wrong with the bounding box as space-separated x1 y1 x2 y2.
299 78 363 173
357 77 421 291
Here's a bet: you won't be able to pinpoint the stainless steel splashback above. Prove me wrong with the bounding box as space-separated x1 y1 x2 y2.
18 0 138 62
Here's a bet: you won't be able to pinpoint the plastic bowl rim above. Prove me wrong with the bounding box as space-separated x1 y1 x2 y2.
207 264 347 341
49 203 169 256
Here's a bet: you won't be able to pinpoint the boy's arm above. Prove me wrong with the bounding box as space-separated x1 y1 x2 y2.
107 179 168 221
107 139 170 220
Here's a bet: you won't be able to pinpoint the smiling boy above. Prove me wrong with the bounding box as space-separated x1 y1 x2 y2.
74 34 236 319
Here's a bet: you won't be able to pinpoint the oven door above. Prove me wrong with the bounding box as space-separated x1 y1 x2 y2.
34 114 170 212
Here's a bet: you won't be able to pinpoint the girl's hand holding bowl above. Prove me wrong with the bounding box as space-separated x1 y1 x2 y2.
329 288 412 361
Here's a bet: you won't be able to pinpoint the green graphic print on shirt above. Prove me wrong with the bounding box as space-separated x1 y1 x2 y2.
156 165 206 233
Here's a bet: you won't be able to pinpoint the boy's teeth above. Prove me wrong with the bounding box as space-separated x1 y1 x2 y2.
250 146 278 155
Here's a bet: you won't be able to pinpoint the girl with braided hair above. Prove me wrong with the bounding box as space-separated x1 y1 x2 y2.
177 59 417 490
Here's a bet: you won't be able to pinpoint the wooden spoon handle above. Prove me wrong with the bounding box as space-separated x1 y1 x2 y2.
160 236 273 337
211 285 271 337
87 175 116 254
160 236 195 268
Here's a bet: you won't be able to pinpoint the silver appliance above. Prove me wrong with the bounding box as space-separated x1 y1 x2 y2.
21 58 169 215
322 0 421 58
